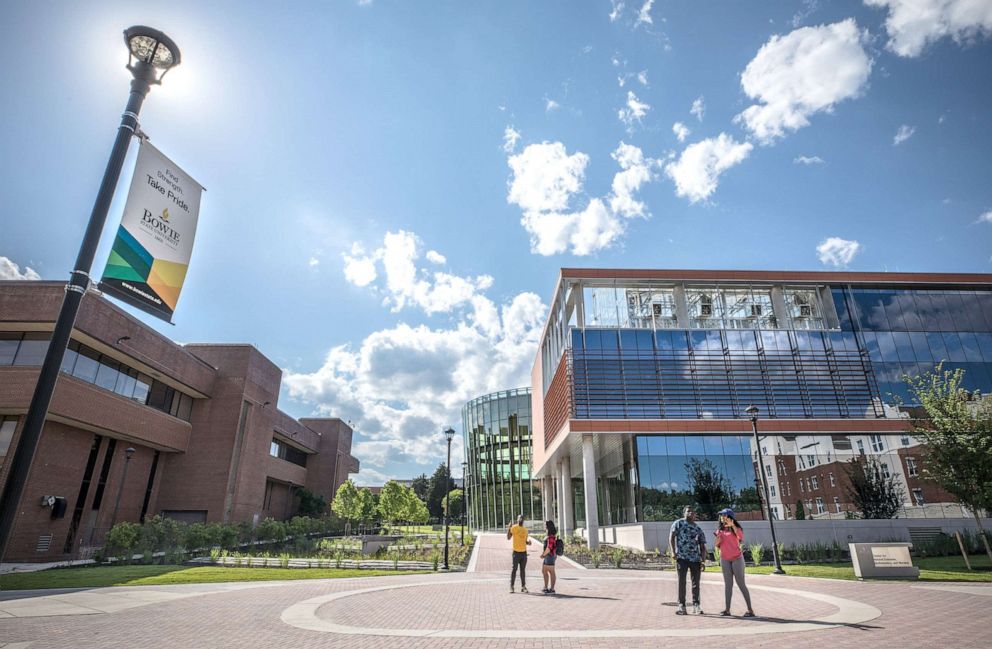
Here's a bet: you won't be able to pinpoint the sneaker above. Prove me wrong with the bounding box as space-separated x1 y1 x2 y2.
743 610 756 618
720 610 731 617
521 586 528 593
676 604 687 615
548 589 556 594
692 603 702 615
510 586 515 593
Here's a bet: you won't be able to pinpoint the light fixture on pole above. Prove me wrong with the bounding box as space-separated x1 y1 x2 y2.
0 27 180 561
745 405 785 575
109 447 136 530
443 427 455 570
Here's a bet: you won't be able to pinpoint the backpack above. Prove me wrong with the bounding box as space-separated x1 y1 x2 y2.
555 537 565 556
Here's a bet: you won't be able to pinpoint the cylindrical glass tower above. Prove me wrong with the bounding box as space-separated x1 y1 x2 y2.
462 387 540 530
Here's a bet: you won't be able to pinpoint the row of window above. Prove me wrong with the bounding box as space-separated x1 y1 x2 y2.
0 333 194 422
835 288 992 333
269 438 308 468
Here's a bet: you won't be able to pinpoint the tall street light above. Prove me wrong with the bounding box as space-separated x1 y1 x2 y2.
109 447 136 530
442 427 455 570
0 27 180 560
745 405 786 575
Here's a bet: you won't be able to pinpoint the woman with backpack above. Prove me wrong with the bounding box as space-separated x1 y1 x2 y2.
541 520 561 594
713 507 754 617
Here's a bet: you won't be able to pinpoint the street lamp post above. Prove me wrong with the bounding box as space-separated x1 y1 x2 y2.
0 27 181 561
109 447 136 530
461 461 468 546
745 405 786 575
443 427 455 570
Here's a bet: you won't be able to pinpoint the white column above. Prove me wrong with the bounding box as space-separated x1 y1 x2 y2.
560 455 574 540
582 434 600 550
541 477 552 522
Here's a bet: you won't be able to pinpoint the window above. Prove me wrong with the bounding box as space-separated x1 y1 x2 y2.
0 417 17 459
906 457 919 477
881 462 891 479
900 435 911 446
815 497 825 514
270 438 308 468
0 333 20 365
869 434 885 453
13 332 49 365
799 479 805 493
834 496 841 513
770 485 777 497
807 454 816 467
828 472 836 487
856 439 865 456
785 482 791 496
765 465 773 482
912 489 925 506
810 475 820 490
270 441 280 458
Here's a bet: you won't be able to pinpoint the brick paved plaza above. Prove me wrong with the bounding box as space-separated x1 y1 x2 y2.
0 534 988 648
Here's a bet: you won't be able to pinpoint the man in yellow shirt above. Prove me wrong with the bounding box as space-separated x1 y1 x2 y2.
507 514 532 593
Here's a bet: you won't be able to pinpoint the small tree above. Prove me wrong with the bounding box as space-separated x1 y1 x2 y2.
907 366 992 560
444 489 464 519
332 480 361 534
795 500 806 520
357 488 379 532
297 487 328 517
403 486 430 524
845 456 904 520
105 522 141 563
378 480 408 528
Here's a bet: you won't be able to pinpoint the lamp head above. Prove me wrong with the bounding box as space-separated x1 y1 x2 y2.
443 427 456 442
125 447 136 459
124 26 181 84
744 405 759 417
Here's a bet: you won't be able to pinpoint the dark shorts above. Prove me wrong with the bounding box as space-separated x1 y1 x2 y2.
543 555 557 566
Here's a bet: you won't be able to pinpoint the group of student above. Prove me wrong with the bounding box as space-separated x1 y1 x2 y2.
506 505 755 617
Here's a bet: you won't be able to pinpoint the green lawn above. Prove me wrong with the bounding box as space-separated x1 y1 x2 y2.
0 565 429 591
704 554 991 582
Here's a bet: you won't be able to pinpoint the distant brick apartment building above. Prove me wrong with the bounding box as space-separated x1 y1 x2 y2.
0 281 358 562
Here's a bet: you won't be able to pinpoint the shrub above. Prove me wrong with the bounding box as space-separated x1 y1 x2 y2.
431 550 441 571
255 518 287 544
591 551 603 569
611 548 626 569
334 551 343 569
793 544 806 564
105 522 141 563
280 552 291 569
749 543 764 566
393 557 400 571
776 542 785 563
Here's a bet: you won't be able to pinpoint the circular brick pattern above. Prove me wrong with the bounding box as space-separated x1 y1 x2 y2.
280 575 882 638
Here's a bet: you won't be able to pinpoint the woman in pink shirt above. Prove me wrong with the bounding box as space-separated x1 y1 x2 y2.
713 507 754 617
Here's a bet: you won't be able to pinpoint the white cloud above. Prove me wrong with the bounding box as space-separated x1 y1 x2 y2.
636 0 654 26
342 233 492 314
609 1 625 22
308 256 320 268
617 75 627 87
637 70 649 86
285 242 547 469
672 121 691 142
865 0 992 57
893 124 916 145
690 96 705 121
618 91 651 129
977 210 992 224
507 141 659 255
502 125 522 153
816 237 862 267
664 133 753 203
352 467 394 487
735 19 872 143
793 155 825 165
425 250 446 264
0 256 40 280
545 97 560 112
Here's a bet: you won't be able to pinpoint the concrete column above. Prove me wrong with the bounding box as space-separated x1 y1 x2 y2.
559 455 574 540
541 477 552 522
582 435 600 550
602 477 612 526
625 438 637 523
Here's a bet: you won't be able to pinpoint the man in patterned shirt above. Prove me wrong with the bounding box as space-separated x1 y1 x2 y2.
669 505 707 615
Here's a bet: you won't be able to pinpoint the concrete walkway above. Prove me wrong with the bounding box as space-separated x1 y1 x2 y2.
0 545 989 647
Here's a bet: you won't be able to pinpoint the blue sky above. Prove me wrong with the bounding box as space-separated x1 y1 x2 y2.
1 1 990 485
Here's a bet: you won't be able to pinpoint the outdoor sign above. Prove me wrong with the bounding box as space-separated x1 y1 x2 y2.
849 542 919 580
100 140 203 322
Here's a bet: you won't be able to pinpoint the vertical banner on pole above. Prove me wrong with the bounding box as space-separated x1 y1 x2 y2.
100 140 203 322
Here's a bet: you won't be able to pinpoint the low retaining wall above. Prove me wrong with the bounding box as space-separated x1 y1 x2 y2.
576 517 992 551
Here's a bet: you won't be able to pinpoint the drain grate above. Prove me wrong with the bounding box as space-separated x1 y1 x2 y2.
36 533 54 552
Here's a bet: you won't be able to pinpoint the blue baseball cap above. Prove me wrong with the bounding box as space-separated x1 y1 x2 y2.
717 508 735 518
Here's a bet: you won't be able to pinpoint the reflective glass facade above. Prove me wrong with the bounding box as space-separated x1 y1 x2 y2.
462 388 541 529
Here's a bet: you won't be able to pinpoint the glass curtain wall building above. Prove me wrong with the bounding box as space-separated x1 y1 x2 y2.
530 270 992 548
462 388 541 530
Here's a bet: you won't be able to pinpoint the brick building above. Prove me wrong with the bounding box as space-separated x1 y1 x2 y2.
0 281 358 562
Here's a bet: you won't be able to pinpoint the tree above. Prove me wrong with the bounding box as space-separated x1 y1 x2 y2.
403 488 430 524
296 487 328 517
684 458 733 520
378 480 408 526
411 473 430 502
907 366 992 560
331 480 361 534
357 488 379 531
427 463 455 520
844 456 904 520
444 489 464 519
794 500 806 521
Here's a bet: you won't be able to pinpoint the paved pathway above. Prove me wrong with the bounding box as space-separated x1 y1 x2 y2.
0 534 987 648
